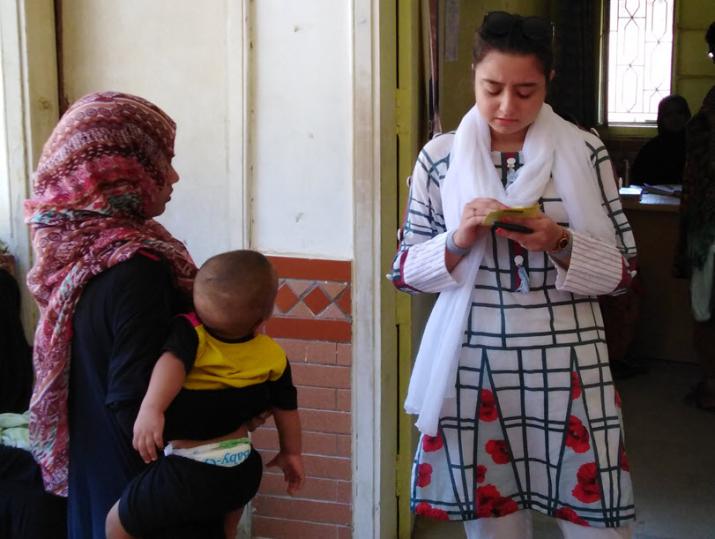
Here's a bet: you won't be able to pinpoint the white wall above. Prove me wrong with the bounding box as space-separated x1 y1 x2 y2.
61 1 238 265
250 0 352 259
60 0 353 264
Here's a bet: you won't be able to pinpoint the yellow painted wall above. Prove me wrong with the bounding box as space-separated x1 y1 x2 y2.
675 1 715 114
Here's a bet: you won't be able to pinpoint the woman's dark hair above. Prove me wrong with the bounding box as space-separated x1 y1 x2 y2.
706 21 715 49
473 11 554 78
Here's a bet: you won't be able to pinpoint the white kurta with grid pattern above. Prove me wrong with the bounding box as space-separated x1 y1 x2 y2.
390 130 636 528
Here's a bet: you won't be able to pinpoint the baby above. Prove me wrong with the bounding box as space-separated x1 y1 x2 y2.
106 250 303 538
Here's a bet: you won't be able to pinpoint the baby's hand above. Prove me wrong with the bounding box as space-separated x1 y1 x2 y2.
132 407 165 463
266 452 305 495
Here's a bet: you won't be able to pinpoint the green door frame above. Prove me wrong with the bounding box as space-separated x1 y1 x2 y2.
379 1 425 537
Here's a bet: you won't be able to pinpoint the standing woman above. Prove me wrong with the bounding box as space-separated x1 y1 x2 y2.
390 12 636 539
24 92 202 537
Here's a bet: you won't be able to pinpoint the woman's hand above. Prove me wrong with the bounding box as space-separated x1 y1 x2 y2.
493 212 564 252
452 198 510 250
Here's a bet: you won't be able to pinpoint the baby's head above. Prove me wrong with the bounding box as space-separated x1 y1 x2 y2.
194 250 278 339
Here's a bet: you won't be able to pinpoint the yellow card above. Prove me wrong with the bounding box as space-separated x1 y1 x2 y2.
482 205 541 226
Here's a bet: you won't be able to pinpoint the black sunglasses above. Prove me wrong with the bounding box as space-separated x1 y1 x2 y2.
481 11 554 45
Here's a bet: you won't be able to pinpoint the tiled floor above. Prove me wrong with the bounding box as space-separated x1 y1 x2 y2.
412 360 715 539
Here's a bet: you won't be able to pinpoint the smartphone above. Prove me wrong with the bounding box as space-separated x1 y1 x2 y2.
493 221 534 234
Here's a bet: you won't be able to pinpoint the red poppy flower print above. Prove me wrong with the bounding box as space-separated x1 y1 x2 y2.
476 484 519 518
565 416 590 453
415 502 449 520
416 463 433 488
620 444 630 472
422 433 443 453
494 496 518 516
571 371 582 400
572 462 602 503
476 464 487 484
615 390 622 408
485 439 510 464
555 507 589 526
479 389 498 422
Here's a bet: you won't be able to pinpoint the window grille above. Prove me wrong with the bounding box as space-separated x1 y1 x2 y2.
607 0 674 123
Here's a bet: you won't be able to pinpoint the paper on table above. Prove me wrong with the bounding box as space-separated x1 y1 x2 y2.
482 204 541 226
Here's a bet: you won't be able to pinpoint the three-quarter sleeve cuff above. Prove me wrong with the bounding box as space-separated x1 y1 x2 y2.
403 232 460 292
554 231 623 296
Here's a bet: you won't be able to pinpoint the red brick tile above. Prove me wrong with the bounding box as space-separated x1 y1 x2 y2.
336 389 351 412
297 456 350 481
277 338 309 362
268 256 351 282
260 452 352 480
336 481 352 504
253 515 338 539
303 286 331 315
302 431 339 455
251 427 280 450
265 318 351 343
337 525 353 539
291 364 351 389
302 454 352 480
336 343 352 366
297 386 337 409
254 429 341 456
301 410 351 434
259 472 339 501
336 435 351 457
253 496 351 525
305 341 338 364
275 284 299 313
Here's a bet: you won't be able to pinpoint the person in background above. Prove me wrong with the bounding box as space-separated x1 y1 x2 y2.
390 11 636 538
676 22 715 412
0 266 33 413
631 94 692 186
0 267 66 538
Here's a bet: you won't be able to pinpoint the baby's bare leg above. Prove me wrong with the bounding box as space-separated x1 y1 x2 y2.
224 508 244 539
106 501 135 539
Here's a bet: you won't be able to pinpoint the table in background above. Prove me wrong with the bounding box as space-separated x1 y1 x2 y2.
620 192 696 363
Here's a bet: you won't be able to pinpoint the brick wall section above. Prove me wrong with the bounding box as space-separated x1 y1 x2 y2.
252 257 352 539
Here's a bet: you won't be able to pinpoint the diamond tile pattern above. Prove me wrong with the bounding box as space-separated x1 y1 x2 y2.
303 286 331 315
272 279 351 322
275 284 300 313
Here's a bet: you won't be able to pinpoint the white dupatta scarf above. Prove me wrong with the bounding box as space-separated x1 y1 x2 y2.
404 104 616 436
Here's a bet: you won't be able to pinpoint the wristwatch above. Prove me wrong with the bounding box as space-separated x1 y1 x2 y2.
548 227 571 254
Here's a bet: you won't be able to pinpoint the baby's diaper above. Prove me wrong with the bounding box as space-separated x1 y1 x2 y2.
164 437 252 467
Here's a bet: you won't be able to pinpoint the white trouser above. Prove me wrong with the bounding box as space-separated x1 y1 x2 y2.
463 510 633 539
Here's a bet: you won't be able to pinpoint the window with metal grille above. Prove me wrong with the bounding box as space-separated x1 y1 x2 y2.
607 0 675 124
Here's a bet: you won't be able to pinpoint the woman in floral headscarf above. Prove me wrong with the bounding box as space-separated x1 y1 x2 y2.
24 92 224 537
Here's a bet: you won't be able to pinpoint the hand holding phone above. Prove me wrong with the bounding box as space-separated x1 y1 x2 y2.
493 221 534 234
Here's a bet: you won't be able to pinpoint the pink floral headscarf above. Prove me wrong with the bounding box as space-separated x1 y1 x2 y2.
25 91 196 495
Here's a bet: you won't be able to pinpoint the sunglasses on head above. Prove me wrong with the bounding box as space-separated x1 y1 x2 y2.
481 11 554 45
